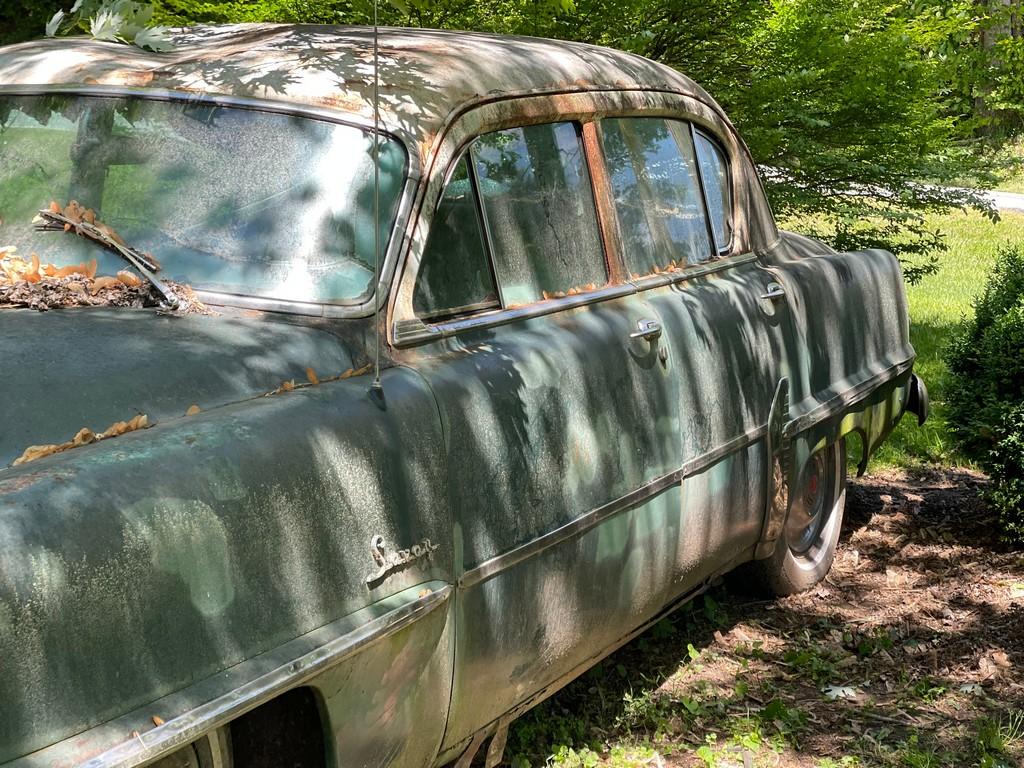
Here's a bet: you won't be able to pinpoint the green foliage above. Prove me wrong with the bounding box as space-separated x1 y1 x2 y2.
45 0 174 51
1 0 1019 272
975 710 1024 768
947 245 1024 542
988 405 1024 543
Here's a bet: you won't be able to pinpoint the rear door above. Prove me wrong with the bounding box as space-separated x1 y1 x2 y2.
400 120 687 749
596 117 791 569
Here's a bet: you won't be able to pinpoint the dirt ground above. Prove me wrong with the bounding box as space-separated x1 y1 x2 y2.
506 468 1024 768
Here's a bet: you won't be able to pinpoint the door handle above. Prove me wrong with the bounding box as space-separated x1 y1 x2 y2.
761 282 786 300
630 318 662 341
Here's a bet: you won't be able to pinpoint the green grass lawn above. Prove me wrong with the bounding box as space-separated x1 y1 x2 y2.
994 137 1024 194
869 207 1024 468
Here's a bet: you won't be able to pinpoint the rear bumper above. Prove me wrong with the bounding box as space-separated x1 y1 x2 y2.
905 373 929 426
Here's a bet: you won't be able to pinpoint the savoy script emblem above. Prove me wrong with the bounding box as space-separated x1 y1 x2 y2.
365 534 438 586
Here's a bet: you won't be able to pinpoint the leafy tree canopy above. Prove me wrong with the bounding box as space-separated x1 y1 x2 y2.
2 0 1021 278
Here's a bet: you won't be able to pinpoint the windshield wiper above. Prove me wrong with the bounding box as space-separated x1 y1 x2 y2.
35 207 180 310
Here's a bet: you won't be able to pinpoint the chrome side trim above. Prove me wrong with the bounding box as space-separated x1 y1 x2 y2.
79 585 452 768
393 283 638 347
394 253 761 348
783 357 915 439
626 253 758 291
459 425 768 589
458 361 913 592
437 542 758 767
681 424 768 478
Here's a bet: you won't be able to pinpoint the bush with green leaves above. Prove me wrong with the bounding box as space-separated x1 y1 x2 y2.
947 245 1024 543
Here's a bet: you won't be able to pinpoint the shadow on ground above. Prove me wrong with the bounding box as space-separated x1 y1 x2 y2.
506 468 1024 768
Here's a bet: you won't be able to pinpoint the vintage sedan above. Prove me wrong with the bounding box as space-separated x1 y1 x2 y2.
0 24 927 768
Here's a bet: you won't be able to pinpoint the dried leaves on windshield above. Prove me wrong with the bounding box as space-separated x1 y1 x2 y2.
1 202 210 314
13 414 151 467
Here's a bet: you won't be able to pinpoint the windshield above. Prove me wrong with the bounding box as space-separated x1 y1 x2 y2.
0 94 406 305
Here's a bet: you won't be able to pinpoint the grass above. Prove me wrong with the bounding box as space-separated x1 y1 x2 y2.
867 208 1024 468
993 137 1024 194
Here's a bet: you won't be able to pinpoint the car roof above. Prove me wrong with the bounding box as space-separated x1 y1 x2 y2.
0 24 715 157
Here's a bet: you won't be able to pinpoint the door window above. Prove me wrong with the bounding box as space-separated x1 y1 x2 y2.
413 157 499 320
600 118 712 276
694 131 733 253
471 122 606 305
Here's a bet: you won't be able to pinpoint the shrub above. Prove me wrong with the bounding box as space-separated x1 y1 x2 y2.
946 245 1024 543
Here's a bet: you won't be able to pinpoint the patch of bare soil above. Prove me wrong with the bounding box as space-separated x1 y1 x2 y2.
507 468 1024 768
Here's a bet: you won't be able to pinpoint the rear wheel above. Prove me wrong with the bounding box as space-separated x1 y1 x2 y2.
755 440 847 596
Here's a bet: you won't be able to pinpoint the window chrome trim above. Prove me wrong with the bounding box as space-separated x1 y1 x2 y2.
0 83 418 319
691 126 735 257
626 252 758 291
394 253 759 347
686 122 721 258
393 282 637 347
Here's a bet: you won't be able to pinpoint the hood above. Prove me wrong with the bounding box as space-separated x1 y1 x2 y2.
0 307 355 469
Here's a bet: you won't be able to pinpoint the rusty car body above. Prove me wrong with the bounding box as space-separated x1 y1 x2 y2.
0 25 928 768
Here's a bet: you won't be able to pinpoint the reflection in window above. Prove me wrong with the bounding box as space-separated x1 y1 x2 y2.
694 131 732 253
471 122 606 305
413 157 499 320
600 118 712 275
0 94 406 303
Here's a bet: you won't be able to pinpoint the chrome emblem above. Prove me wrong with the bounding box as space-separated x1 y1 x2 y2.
365 534 438 586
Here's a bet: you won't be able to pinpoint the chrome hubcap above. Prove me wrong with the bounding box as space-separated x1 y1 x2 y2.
786 451 828 555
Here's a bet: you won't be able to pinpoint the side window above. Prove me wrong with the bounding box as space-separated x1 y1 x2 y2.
694 131 733 253
600 118 712 276
471 122 606 305
413 157 500 320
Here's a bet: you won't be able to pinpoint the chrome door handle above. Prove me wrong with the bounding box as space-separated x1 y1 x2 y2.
761 282 786 300
630 318 662 341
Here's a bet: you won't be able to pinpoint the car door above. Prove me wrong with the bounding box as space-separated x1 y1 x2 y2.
398 120 689 750
595 117 791 572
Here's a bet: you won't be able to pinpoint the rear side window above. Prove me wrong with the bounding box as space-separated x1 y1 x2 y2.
600 118 712 276
413 157 499 320
694 131 733 253
471 122 606 305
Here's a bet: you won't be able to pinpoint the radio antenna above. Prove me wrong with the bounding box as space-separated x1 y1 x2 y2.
368 0 385 408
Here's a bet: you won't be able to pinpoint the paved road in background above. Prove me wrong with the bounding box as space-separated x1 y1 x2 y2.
987 189 1024 211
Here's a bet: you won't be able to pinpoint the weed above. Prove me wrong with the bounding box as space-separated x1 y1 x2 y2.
783 644 840 686
547 745 600 768
906 676 947 703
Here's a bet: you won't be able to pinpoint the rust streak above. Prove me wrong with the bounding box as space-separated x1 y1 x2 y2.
581 121 625 285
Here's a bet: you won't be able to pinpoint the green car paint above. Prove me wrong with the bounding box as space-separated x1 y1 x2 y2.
0 25 925 768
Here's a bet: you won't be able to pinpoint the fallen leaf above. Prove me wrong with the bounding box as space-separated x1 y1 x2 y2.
117 270 142 287
185 404 201 416
71 428 96 447
306 367 320 386
89 276 121 295
151 715 164 727
12 444 65 466
339 364 373 380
